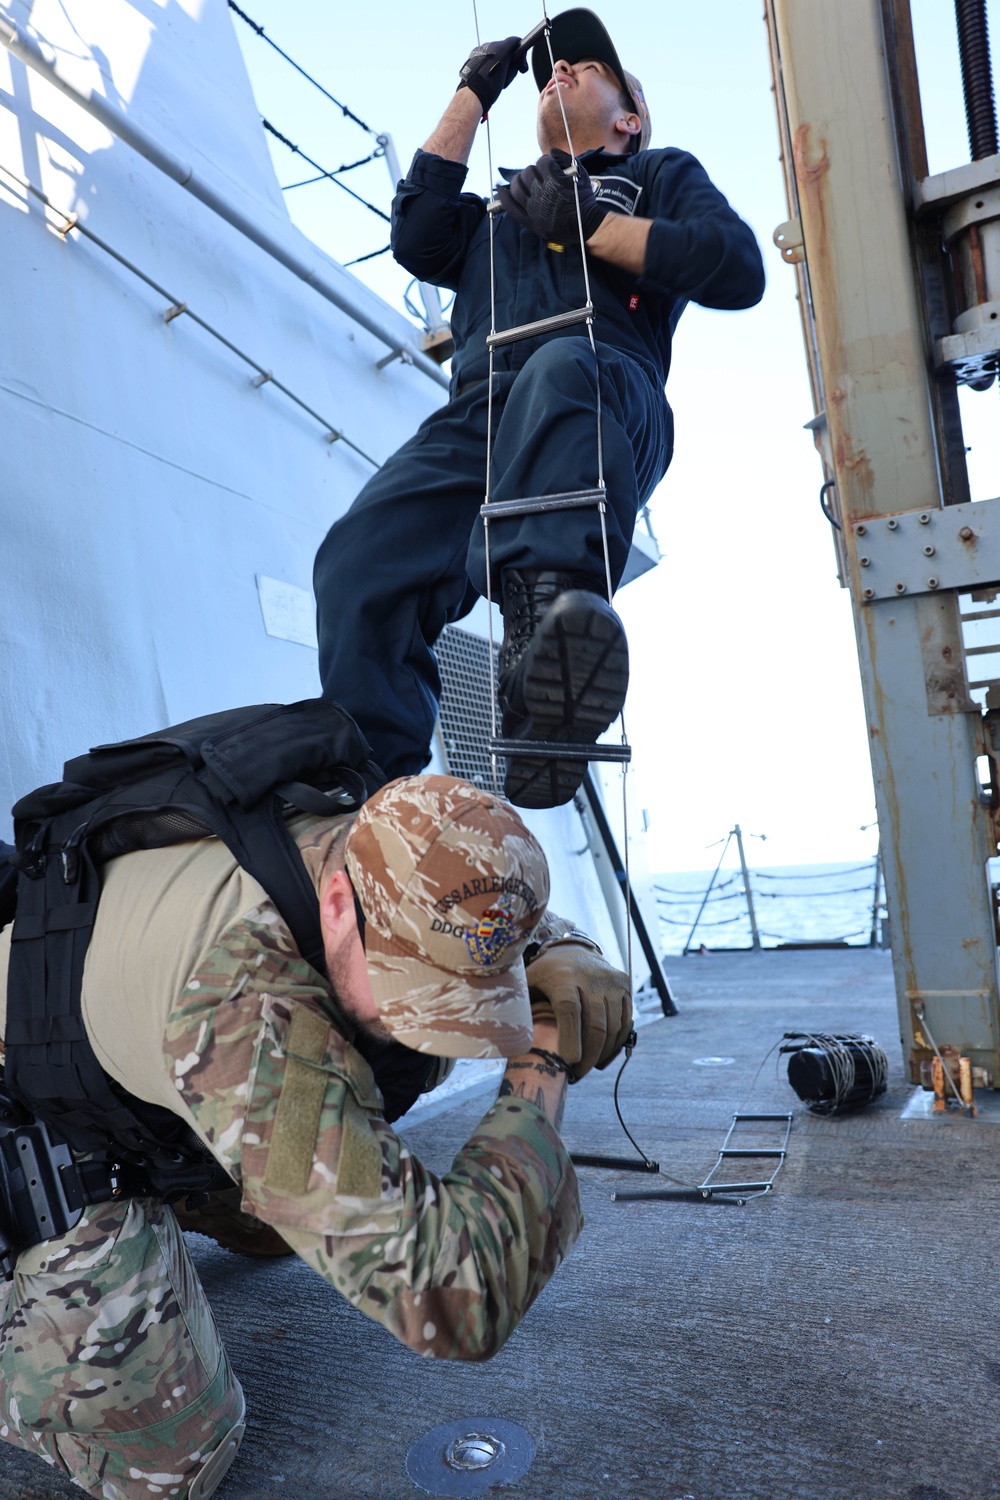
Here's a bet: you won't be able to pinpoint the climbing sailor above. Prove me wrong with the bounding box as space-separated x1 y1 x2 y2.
0 754 631 1500
314 7 765 808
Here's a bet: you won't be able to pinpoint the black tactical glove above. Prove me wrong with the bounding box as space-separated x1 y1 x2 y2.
497 149 610 244
458 36 530 114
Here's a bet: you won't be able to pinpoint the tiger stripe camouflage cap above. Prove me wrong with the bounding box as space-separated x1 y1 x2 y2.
344 776 550 1059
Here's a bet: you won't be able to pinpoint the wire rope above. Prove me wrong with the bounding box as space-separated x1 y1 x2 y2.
656 887 747 905
262 121 390 222
612 1045 659 1170
784 1032 888 1113
227 1 378 136
344 244 392 267
655 874 740 897
658 913 748 928
755 884 877 899
282 148 384 190
754 862 876 880
758 927 871 942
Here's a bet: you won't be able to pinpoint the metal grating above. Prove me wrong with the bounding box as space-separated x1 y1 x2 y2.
436 626 504 792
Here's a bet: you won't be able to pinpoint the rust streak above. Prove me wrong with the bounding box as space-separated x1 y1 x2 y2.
792 122 876 513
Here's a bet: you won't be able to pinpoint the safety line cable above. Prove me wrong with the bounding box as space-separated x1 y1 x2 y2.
344 244 391 266
262 120 390 221
655 874 740 897
756 884 877 899
657 887 747 905
759 927 872 942
228 1 378 136
0 160 380 469
282 148 384 190
754 862 877 881
659 906 746 918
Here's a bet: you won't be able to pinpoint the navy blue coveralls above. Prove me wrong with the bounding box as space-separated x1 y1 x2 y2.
314 145 765 781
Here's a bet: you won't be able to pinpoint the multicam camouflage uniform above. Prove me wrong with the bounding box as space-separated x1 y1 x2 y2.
0 1197 245 1500
0 786 583 1499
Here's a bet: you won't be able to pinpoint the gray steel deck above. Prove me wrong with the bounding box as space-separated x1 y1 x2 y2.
4 949 999 1500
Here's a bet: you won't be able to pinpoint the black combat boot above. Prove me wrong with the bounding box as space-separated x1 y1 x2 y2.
498 568 629 809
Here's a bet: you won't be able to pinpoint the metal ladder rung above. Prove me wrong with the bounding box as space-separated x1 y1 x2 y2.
489 738 631 763
487 304 593 349
719 1148 787 1159
480 488 606 521
705 1181 774 1194
571 1153 660 1173
611 1187 749 1205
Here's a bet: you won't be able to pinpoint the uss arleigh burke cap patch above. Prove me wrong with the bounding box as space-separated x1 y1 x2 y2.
344 776 550 1059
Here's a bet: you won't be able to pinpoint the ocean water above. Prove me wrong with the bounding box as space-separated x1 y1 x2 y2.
655 861 885 955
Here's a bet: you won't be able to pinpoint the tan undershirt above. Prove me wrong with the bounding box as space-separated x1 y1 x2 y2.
0 837 269 1115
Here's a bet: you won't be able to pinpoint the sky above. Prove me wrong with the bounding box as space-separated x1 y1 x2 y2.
232 0 1000 872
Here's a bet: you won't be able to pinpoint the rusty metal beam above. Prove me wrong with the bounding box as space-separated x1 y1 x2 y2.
766 0 1000 1084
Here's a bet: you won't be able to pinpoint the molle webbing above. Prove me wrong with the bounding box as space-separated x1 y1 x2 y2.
4 698 382 1174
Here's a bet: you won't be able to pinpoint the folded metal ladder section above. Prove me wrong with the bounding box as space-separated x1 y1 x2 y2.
612 1111 794 1206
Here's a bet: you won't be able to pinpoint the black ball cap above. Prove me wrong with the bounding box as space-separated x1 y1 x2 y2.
531 8 632 109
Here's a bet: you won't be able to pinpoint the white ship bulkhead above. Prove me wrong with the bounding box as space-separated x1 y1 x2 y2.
0 0 652 983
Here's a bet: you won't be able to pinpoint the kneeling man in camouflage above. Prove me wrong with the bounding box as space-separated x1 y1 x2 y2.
0 773 630 1499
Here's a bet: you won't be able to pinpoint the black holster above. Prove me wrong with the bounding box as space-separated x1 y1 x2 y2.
0 1083 230 1279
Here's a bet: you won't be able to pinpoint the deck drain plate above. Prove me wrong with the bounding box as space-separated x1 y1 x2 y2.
406 1417 535 1495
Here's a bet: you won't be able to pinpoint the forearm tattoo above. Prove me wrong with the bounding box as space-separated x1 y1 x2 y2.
499 1061 567 1130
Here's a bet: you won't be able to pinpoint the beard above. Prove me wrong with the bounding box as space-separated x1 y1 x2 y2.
323 934 393 1043
354 1012 395 1045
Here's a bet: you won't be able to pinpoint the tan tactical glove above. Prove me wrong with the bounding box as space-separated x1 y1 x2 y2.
525 936 632 1081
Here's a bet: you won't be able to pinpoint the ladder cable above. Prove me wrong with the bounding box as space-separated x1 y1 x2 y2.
472 4 637 1110
474 0 502 794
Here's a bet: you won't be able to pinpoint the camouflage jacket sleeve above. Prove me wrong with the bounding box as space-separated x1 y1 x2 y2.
162 902 583 1362
524 909 602 960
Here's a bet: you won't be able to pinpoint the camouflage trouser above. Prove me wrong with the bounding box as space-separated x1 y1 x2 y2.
0 1195 245 1499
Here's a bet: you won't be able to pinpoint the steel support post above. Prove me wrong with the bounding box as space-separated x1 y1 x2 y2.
767 0 1000 1083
